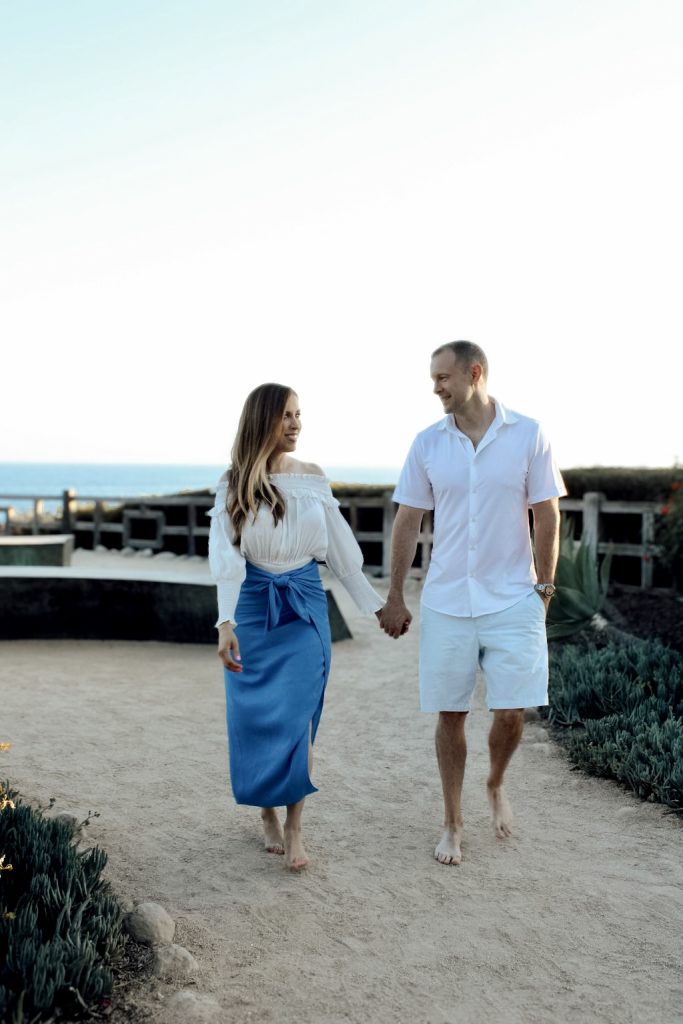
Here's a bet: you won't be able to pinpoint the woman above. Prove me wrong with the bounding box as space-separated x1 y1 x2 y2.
208 383 383 870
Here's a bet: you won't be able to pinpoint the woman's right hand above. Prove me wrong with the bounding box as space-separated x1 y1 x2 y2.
217 622 243 672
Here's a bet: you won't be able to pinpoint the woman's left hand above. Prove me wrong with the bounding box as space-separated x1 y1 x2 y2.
217 621 243 672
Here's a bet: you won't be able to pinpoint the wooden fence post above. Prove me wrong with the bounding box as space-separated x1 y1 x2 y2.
187 503 197 557
61 489 76 533
641 509 655 589
582 491 603 558
93 501 103 549
32 499 44 536
382 490 395 577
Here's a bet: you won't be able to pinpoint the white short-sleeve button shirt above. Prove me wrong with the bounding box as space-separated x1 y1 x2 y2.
393 399 567 618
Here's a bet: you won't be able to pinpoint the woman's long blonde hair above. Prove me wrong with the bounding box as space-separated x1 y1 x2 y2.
226 383 294 541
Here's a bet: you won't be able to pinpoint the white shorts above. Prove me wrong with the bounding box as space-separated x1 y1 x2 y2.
419 592 549 712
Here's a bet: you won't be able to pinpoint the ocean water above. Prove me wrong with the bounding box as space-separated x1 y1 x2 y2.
0 462 401 512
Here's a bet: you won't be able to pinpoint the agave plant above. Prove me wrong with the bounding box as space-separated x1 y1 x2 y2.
545 516 612 640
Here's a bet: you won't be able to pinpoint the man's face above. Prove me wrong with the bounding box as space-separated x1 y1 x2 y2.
430 351 473 415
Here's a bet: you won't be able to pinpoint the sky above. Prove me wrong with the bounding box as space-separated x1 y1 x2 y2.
2 0 682 471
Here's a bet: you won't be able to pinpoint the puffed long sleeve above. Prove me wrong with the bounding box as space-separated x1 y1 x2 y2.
323 501 384 616
207 485 245 627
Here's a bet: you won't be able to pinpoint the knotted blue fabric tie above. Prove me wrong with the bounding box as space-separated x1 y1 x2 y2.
244 561 322 632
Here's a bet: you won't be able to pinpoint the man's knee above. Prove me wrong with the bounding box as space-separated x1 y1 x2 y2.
492 708 524 732
438 710 468 732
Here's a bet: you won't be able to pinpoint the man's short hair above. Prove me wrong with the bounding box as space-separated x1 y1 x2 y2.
432 340 488 380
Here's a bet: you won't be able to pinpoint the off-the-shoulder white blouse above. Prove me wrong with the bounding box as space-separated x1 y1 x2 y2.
208 472 384 626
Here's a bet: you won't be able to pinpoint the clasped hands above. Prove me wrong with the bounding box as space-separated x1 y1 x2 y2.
376 594 412 639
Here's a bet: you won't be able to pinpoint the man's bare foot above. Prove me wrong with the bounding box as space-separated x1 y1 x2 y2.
487 783 513 838
283 826 309 871
261 808 285 854
434 825 463 865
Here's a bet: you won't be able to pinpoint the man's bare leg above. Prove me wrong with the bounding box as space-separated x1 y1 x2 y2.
261 808 284 854
434 711 468 865
283 736 313 871
487 708 524 838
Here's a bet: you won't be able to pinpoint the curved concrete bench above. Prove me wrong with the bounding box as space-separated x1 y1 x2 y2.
0 568 351 644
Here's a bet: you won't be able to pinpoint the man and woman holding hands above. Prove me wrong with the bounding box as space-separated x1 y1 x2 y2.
208 341 565 870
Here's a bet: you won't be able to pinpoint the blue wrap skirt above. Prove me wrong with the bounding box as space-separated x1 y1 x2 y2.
224 559 332 807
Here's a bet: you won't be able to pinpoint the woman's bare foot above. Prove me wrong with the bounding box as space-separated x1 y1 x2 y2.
434 824 463 865
487 783 513 838
261 808 285 854
283 825 309 871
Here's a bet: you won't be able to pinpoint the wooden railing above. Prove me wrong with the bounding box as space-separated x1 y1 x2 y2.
0 488 668 588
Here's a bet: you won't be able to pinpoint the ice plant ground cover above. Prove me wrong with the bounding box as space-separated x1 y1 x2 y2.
546 638 683 810
0 758 124 1022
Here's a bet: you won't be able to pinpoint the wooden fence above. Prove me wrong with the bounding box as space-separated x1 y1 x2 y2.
0 488 667 589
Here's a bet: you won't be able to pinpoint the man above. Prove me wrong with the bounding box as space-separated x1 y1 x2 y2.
379 341 565 865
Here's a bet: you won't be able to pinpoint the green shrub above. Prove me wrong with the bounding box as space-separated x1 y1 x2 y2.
547 639 683 808
0 788 124 1021
560 467 681 502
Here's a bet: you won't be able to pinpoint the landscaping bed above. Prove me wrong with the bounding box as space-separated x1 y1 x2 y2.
607 586 683 653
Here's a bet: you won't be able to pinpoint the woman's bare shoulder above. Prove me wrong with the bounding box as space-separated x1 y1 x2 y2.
276 457 325 477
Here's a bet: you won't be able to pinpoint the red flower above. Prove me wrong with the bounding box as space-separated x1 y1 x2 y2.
661 505 671 515
671 481 681 491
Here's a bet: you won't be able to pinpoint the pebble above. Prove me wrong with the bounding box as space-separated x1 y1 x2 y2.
615 806 638 819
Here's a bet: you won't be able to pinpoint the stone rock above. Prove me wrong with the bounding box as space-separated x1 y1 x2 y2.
52 811 81 834
135 548 154 558
528 742 551 756
121 547 135 557
152 943 199 981
125 902 175 946
154 551 177 560
166 990 221 1023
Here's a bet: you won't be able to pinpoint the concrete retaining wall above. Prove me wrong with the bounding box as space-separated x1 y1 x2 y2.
0 570 351 644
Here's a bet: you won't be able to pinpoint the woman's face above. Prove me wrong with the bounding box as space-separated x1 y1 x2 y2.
271 392 301 456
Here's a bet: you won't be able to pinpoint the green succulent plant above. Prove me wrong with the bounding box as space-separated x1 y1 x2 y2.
545 517 613 640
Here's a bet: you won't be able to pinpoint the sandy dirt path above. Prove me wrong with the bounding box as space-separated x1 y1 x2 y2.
1 572 681 1024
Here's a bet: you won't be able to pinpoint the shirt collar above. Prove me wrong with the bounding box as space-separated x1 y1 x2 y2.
437 397 518 433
